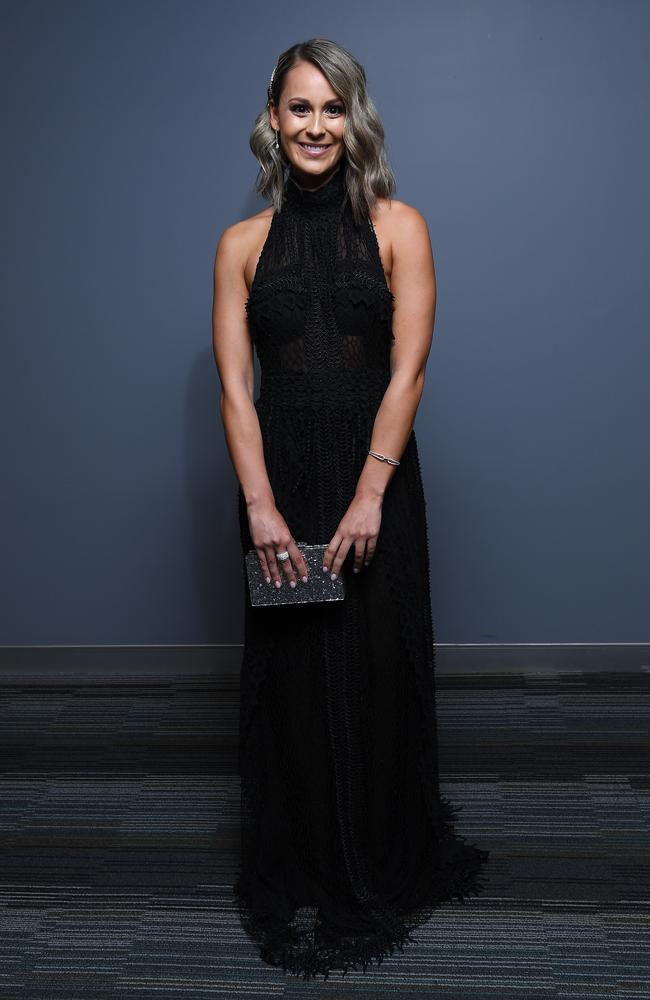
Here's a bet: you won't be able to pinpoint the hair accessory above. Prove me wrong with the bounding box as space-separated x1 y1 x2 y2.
368 449 401 466
267 64 277 107
268 65 280 149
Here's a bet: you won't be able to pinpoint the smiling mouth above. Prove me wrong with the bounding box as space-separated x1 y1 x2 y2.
298 142 331 152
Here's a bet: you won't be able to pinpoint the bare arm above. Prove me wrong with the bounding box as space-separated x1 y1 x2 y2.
212 221 309 587
212 223 275 507
355 203 437 501
323 202 437 579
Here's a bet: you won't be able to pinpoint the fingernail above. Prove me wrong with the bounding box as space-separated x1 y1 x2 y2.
266 576 271 583
353 567 359 573
330 572 337 581
275 580 281 588
322 565 328 572
290 580 296 588
302 576 308 583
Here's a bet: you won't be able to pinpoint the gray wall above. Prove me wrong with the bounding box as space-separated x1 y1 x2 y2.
2 0 648 645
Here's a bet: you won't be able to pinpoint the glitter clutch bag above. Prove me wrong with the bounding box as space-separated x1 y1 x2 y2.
245 542 347 607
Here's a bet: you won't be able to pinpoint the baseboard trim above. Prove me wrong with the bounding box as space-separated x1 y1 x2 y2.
0 643 648 682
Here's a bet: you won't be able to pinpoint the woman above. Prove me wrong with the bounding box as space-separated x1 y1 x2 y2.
212 37 489 980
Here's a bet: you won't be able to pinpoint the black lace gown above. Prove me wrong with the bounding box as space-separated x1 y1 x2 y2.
234 164 489 979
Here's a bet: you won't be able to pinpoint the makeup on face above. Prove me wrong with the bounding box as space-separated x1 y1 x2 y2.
272 64 346 183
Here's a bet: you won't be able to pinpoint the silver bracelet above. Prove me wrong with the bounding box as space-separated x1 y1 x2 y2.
368 449 401 467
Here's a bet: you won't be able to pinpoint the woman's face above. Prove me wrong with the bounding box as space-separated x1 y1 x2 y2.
269 60 346 186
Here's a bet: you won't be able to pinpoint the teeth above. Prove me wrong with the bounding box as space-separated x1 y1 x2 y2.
301 144 328 151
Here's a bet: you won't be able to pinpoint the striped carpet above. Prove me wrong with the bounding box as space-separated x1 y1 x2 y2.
0 666 648 997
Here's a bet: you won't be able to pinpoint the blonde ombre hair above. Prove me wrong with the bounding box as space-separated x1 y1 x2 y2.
249 38 396 225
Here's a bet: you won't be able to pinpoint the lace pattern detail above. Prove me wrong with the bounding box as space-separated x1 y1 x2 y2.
235 163 489 980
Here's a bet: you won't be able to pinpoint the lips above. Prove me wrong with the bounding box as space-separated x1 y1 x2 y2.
298 142 331 156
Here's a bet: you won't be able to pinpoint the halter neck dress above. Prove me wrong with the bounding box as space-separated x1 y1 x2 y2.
234 163 489 980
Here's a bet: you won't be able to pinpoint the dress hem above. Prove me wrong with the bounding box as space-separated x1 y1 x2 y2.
233 793 490 981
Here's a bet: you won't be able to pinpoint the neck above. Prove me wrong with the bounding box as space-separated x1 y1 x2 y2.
283 163 347 214
287 162 342 193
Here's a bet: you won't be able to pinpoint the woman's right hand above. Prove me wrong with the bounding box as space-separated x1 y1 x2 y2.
247 499 309 589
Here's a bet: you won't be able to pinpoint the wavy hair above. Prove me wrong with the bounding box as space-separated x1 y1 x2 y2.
249 38 396 225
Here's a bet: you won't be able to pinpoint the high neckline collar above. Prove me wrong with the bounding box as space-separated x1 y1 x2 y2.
283 164 347 212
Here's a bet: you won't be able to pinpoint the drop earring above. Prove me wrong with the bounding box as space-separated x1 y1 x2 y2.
274 130 280 150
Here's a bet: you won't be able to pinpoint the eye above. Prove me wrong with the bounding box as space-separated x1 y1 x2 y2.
290 103 345 116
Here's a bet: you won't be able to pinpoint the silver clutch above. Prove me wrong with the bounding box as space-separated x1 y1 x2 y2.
245 542 347 607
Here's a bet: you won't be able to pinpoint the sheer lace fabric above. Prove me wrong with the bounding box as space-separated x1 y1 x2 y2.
235 164 489 980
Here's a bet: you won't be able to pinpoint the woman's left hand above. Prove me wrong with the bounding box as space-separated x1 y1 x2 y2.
322 493 383 579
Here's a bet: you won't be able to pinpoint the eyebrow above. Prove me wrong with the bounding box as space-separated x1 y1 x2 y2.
286 96 344 105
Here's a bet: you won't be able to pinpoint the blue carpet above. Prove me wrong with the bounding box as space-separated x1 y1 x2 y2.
0 667 648 997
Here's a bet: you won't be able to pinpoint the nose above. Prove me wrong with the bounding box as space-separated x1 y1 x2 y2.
305 114 326 138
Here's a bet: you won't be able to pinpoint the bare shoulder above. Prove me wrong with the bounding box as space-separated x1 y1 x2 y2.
369 196 431 288
214 205 275 292
372 196 429 241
